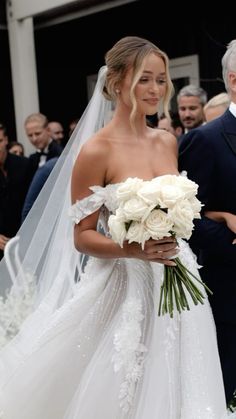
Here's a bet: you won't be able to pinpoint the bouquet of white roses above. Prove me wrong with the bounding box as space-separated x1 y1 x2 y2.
108 174 212 318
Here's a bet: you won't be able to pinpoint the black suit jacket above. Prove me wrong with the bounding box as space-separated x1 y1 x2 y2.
29 140 62 174
178 109 236 320
178 110 236 401
179 110 236 261
0 153 34 258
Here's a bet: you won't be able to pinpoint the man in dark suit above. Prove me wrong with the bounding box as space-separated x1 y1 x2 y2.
178 40 236 404
0 124 34 260
21 157 58 222
24 113 62 174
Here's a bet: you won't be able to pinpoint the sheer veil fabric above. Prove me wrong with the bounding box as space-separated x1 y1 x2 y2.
0 66 112 327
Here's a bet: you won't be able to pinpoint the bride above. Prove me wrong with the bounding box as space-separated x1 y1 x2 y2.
0 36 233 418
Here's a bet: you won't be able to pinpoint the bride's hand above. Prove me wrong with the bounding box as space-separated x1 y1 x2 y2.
124 238 179 266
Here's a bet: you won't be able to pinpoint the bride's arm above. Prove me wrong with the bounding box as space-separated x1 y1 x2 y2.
71 140 179 265
74 218 178 266
204 211 236 243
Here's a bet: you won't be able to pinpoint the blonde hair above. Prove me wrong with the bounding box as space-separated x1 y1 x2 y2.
204 92 230 111
24 113 48 128
103 36 173 129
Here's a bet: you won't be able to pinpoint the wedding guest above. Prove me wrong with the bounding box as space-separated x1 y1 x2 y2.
177 84 207 132
204 92 230 122
21 157 58 222
0 124 33 259
48 121 65 146
24 113 62 173
8 141 25 157
157 111 184 139
68 117 79 137
179 39 236 404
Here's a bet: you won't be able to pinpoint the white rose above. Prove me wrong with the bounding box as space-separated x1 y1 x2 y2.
126 221 151 250
143 177 185 209
116 177 144 203
137 180 161 206
176 175 199 199
121 197 151 221
151 175 199 208
144 209 173 240
108 214 127 247
151 174 185 192
189 196 203 218
157 184 186 209
168 200 194 239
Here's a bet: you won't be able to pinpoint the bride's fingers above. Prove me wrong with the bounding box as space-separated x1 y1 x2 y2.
145 242 179 255
148 237 176 245
129 240 179 262
145 246 179 264
152 257 177 266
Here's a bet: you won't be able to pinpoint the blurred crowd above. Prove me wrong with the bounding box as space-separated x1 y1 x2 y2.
0 114 80 259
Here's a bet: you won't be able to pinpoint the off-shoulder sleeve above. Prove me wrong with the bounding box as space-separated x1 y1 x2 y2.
68 186 108 224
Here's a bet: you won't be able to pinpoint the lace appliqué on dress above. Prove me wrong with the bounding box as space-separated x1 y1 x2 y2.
112 298 147 414
68 184 119 224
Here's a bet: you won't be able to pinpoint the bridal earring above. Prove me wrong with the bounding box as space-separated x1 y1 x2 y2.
115 89 120 94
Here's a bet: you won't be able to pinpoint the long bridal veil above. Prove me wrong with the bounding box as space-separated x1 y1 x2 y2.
0 66 112 349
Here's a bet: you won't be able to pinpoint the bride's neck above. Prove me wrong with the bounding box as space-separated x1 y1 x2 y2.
111 109 148 138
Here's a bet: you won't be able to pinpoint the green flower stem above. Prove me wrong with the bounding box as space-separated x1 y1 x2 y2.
176 258 213 295
174 267 204 304
163 274 168 314
167 269 174 317
158 257 213 318
172 278 182 314
179 276 202 306
174 259 209 300
173 277 184 313
158 283 164 316
175 273 189 309
228 390 236 412
176 276 190 310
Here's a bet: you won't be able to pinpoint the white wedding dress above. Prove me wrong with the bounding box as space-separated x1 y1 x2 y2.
0 182 233 419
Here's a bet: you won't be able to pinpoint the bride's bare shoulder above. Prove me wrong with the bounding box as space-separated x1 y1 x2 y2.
151 127 178 150
75 127 112 170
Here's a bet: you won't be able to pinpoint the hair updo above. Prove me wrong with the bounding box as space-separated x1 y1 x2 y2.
102 36 173 120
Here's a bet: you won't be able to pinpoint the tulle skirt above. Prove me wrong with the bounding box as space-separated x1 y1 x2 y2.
0 241 230 418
